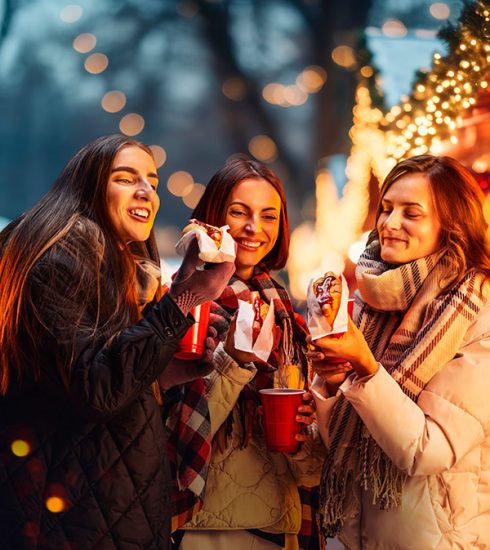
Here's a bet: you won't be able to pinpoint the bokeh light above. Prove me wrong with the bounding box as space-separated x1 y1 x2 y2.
45 496 66 513
11 439 30 457
101 91 126 113
331 46 357 69
382 19 408 37
183 183 206 209
119 113 145 136
167 171 194 197
430 3 450 20
248 135 277 162
222 77 246 101
84 53 109 74
360 65 374 78
60 4 83 23
150 145 167 168
72 33 96 54
296 66 327 92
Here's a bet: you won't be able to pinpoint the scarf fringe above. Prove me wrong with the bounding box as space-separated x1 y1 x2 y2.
319 468 359 538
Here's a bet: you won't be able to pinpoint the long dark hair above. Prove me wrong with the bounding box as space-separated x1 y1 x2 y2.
192 157 290 271
0 135 160 393
369 154 490 282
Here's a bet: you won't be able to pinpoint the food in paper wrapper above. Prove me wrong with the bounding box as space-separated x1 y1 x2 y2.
307 271 350 341
251 292 270 345
234 297 275 362
182 219 223 248
175 219 236 264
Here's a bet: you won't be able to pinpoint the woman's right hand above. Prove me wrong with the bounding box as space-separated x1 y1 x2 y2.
223 314 257 365
169 237 235 314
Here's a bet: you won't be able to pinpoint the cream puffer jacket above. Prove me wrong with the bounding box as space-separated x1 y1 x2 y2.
184 344 325 535
313 303 490 549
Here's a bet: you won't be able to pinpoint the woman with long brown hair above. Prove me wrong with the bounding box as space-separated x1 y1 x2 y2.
310 155 490 548
168 158 324 550
0 135 234 549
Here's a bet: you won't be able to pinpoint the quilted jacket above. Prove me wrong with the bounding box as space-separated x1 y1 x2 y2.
183 346 325 536
0 228 193 549
313 303 490 549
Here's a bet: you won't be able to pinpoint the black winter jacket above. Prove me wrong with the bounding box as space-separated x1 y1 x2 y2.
0 232 193 549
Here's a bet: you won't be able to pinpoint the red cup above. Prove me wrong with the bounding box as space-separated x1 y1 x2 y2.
259 388 306 453
174 302 211 360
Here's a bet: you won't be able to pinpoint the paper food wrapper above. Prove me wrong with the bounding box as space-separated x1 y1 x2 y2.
234 299 275 362
175 224 236 264
307 273 350 341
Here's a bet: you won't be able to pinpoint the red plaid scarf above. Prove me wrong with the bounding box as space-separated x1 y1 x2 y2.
167 263 320 547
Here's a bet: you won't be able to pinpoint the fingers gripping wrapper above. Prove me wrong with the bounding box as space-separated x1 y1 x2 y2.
175 218 236 265
169 238 235 316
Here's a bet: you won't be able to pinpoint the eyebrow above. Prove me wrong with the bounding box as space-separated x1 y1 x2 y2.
228 200 279 212
381 198 423 207
111 166 159 179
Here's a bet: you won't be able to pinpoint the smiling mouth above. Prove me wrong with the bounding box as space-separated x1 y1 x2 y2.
236 239 263 250
383 237 405 244
129 208 150 221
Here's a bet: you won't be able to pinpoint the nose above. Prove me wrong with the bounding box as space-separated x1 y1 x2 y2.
134 179 153 200
383 209 402 230
245 214 262 233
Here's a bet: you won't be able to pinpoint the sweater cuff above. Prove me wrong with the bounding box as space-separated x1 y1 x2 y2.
214 343 257 385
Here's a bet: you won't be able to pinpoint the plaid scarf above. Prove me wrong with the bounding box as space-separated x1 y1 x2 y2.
319 241 490 538
167 263 320 548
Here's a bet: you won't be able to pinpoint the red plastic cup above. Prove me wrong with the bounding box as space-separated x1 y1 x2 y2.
259 388 306 453
174 302 211 360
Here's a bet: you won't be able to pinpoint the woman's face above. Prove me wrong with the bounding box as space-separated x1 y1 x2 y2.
225 178 281 280
377 172 442 264
106 146 160 244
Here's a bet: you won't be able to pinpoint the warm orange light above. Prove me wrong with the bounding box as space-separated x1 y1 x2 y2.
11 439 30 457
73 33 96 54
101 91 126 113
149 145 167 168
46 497 66 513
119 113 145 136
382 19 407 37
84 53 109 74
167 171 194 197
331 46 356 69
248 135 277 162
183 183 206 209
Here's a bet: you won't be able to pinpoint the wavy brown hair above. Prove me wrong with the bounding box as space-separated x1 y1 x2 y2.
0 135 160 394
192 157 290 271
368 154 490 282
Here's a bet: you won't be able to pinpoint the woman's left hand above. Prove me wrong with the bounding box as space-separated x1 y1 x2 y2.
295 392 316 442
310 317 379 378
158 326 218 389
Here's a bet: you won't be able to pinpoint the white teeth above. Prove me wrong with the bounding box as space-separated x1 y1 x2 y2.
130 208 149 219
241 241 261 248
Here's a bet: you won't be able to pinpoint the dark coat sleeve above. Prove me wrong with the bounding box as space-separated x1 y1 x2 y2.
27 246 193 422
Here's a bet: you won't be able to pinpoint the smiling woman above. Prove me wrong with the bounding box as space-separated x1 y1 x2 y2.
0 135 234 549
309 154 490 549
167 158 325 550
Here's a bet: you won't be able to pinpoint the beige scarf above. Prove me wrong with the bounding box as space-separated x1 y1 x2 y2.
319 241 490 537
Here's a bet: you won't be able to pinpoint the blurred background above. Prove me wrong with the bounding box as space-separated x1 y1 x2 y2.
0 0 489 310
